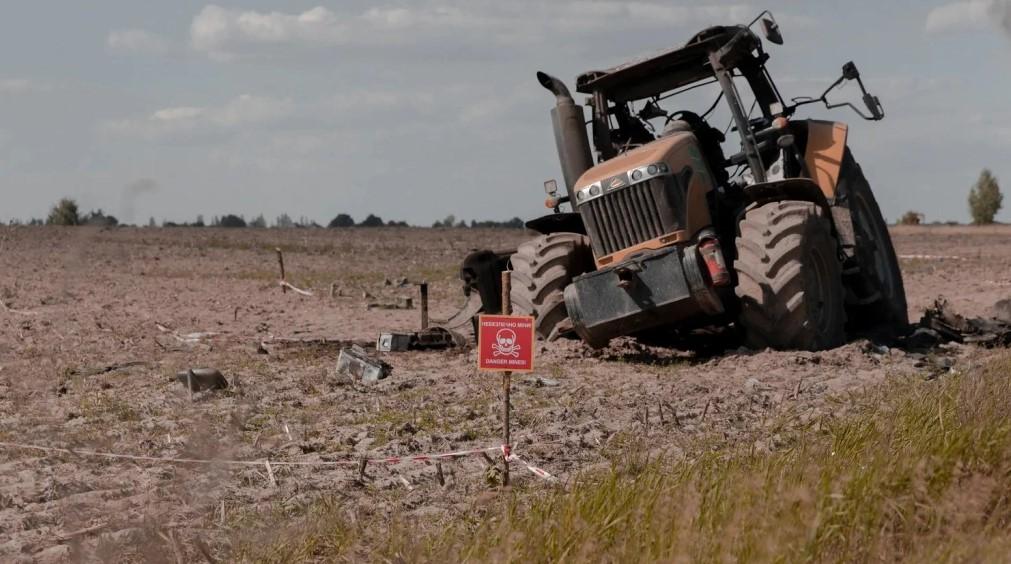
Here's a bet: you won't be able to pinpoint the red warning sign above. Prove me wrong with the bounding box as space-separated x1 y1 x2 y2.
477 315 535 373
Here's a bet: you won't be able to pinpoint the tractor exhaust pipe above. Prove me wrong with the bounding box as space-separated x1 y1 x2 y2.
537 71 593 201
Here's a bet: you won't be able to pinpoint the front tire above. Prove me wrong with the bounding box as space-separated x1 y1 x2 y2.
734 200 846 351
510 233 594 340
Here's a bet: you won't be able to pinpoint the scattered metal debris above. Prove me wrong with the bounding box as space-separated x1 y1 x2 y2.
174 368 229 392
408 327 462 350
374 281 466 352
337 345 391 382
376 327 464 352
906 298 1011 348
377 332 412 352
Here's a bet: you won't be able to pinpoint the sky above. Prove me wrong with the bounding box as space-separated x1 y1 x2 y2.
1 0 1010 226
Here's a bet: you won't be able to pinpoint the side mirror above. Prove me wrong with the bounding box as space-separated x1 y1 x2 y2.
842 61 884 120
862 93 884 120
842 61 860 81
761 17 783 45
792 59 885 121
543 179 559 196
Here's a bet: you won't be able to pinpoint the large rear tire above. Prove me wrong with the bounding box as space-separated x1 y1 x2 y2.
734 200 846 351
839 149 909 333
510 233 594 340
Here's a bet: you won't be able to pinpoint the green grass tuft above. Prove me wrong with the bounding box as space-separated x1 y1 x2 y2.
241 354 1011 563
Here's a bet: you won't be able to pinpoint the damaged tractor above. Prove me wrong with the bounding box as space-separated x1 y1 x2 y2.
459 12 906 351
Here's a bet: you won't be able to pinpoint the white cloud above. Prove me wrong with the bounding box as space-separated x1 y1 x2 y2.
209 94 294 126
190 4 346 60
925 0 1011 34
107 29 172 55
188 2 810 61
151 106 204 122
103 94 294 139
0 78 47 95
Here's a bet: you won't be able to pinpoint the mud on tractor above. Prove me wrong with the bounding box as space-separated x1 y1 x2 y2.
459 12 907 351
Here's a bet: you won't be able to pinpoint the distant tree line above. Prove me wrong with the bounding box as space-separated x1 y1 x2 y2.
23 198 121 226
8 198 529 229
430 214 524 229
157 212 412 229
327 213 407 228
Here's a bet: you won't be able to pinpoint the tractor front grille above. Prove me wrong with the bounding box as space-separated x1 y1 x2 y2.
579 176 684 257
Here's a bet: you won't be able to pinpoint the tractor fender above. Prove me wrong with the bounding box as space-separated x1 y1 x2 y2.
799 120 849 200
747 118 856 253
524 212 586 235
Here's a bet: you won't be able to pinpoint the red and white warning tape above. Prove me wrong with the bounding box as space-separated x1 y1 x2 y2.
503 445 557 482
0 441 555 481
279 280 314 296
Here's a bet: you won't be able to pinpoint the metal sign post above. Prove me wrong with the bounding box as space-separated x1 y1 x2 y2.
500 271 511 486
476 272 534 487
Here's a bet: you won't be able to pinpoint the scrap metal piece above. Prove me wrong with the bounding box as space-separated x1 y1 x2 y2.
377 333 412 352
337 345 391 382
376 327 465 353
174 368 229 392
413 327 465 349
910 298 1011 348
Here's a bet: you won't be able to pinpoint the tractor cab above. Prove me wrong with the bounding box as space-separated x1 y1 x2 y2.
575 24 780 175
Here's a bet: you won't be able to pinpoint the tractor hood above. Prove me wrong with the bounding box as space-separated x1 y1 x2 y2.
573 132 701 195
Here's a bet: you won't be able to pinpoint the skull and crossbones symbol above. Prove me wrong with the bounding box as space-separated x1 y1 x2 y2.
492 328 520 357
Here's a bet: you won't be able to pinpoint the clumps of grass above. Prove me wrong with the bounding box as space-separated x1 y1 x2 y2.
353 405 459 447
239 354 1011 562
80 395 141 422
423 355 1011 563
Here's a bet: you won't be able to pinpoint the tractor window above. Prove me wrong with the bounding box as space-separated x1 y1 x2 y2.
621 72 764 182
597 67 780 186
629 79 723 138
